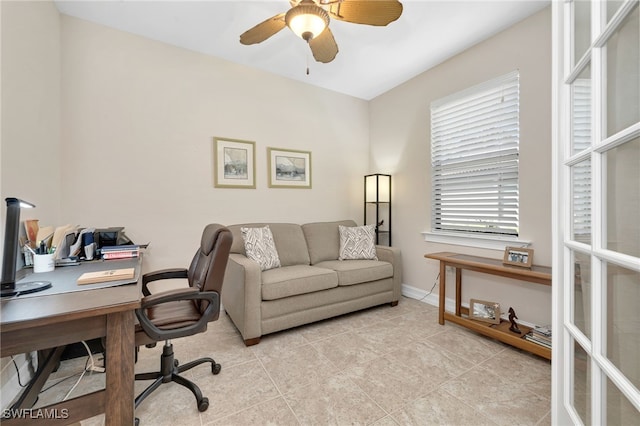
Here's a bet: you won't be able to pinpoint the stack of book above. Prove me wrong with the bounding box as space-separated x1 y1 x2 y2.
524 325 552 349
101 245 140 260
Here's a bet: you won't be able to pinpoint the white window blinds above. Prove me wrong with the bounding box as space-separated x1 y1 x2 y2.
431 71 520 236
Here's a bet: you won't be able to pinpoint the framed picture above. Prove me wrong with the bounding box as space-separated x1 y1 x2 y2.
503 246 534 268
267 147 312 188
469 299 501 324
213 137 256 188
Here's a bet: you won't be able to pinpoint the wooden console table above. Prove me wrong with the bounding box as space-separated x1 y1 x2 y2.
424 252 552 360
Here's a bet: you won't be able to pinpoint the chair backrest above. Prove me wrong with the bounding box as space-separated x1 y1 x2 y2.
187 224 233 317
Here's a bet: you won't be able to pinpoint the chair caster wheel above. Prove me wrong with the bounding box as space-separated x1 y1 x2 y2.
174 359 179 367
135 418 140 426
212 363 221 375
198 397 209 412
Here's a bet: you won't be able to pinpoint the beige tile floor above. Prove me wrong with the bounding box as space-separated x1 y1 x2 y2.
38 297 551 425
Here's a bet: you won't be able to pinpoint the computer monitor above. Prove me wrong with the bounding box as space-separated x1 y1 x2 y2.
1 198 52 297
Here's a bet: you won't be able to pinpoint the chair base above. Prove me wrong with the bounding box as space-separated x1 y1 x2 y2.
134 341 221 419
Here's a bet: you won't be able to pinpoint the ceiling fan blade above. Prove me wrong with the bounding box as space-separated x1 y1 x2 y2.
240 13 287 45
309 27 339 63
327 0 403 26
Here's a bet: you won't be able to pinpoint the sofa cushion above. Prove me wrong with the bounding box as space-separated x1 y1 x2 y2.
241 226 281 271
314 260 393 286
261 265 338 300
338 225 378 260
229 223 310 267
302 220 357 265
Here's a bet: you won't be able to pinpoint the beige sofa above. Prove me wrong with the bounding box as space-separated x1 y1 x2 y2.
221 220 402 345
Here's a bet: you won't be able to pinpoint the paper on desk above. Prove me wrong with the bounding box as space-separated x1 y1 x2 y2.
51 224 78 259
36 225 54 246
69 228 95 257
25 219 40 247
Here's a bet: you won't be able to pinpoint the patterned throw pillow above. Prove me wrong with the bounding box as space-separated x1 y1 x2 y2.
338 225 378 261
241 226 281 271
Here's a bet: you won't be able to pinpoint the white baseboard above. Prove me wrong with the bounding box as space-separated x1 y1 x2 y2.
401 283 439 308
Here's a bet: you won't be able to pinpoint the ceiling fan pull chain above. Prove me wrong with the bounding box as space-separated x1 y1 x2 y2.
306 50 310 75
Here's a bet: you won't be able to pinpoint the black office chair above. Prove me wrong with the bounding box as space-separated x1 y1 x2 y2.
133 224 233 418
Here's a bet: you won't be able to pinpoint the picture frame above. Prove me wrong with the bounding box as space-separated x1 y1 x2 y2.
213 137 256 188
469 299 501 324
503 246 534 268
267 147 312 188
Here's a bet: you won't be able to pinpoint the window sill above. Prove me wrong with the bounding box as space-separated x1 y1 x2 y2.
422 231 531 251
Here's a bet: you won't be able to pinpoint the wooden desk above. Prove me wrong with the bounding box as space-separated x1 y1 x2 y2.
424 252 552 360
1 258 142 425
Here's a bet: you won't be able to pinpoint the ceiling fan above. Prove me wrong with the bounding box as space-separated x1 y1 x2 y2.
239 0 403 64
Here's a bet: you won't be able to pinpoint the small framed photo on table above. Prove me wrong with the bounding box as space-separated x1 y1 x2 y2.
213 137 256 188
503 247 534 268
267 147 312 189
469 299 501 324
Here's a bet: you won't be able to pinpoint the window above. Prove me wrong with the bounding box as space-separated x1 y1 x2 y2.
430 71 520 237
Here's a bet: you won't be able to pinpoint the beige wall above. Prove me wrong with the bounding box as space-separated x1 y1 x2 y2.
1 0 61 228
59 15 370 271
0 0 61 409
369 7 553 325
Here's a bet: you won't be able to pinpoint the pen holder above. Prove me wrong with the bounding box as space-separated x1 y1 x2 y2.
33 253 55 273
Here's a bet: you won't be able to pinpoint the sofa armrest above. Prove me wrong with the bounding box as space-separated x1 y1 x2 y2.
375 245 403 301
221 253 263 343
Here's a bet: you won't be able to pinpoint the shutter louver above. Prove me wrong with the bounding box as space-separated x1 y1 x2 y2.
572 78 592 241
431 71 520 236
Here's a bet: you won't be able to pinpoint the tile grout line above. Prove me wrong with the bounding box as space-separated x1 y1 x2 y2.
256 353 304 425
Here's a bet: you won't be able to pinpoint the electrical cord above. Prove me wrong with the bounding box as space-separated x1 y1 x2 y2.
40 370 84 394
10 356 28 388
419 272 440 301
63 368 87 401
62 341 104 401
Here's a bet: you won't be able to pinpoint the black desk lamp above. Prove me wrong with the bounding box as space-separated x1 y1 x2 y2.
1 197 52 297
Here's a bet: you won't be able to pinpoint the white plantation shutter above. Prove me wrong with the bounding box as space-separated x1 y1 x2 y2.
431 71 520 236
572 78 591 241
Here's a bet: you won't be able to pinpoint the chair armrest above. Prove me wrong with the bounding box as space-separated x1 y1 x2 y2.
220 253 263 342
141 268 189 295
139 287 198 307
135 287 220 341
375 245 403 301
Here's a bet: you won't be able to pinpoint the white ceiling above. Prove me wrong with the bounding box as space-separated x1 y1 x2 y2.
54 0 549 100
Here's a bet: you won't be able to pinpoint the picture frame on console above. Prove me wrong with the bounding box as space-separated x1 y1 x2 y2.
469 299 501 324
503 246 534 268
267 147 312 189
213 137 256 189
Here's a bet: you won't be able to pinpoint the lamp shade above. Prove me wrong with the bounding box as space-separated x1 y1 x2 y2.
365 174 391 203
285 1 329 41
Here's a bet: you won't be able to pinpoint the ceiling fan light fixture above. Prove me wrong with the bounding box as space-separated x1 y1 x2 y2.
285 1 330 42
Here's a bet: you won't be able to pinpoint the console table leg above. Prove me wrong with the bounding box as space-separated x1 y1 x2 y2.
438 261 446 325
455 268 462 316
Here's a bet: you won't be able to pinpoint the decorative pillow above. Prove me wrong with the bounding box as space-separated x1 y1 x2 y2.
241 226 281 271
338 225 378 261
